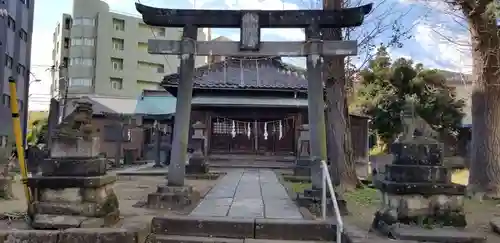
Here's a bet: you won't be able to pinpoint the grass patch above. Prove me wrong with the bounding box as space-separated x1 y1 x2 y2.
451 169 468 185
344 187 380 207
289 182 312 193
282 175 311 183
287 181 379 207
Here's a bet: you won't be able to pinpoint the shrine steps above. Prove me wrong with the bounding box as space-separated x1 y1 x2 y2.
208 154 296 162
208 154 295 169
147 216 342 243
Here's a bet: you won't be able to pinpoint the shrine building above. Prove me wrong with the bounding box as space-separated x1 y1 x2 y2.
155 56 370 161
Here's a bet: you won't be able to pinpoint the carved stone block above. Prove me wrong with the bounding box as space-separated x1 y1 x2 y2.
41 157 107 177
28 174 119 229
391 141 442 166
374 193 466 227
51 137 100 158
147 185 200 209
385 164 451 183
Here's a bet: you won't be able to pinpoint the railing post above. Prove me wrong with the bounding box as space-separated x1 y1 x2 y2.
320 160 343 243
321 163 327 220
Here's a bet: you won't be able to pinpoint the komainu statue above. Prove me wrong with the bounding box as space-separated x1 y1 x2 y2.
53 101 95 141
396 96 438 143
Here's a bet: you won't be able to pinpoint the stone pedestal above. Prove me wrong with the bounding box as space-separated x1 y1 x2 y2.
27 137 119 229
147 122 204 209
147 185 200 209
372 136 467 233
186 121 209 174
294 158 311 177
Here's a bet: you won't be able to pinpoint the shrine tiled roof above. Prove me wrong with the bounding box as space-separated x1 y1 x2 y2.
162 57 308 90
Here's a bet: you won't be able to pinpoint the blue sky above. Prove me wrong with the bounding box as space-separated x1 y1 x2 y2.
29 0 471 110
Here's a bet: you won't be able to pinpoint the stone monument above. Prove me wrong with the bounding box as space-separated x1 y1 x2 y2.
185 121 209 174
372 99 467 236
294 124 311 177
27 101 120 229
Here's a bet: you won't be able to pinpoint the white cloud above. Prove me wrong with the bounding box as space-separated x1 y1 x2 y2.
413 22 471 73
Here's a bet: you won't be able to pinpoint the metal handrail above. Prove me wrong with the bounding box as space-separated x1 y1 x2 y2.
320 160 343 243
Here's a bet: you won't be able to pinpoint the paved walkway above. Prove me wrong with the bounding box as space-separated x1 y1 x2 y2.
190 169 303 219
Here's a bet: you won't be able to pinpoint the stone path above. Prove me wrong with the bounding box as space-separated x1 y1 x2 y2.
190 169 302 219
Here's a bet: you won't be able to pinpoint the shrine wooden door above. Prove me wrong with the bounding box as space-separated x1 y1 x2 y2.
256 119 294 155
210 118 254 154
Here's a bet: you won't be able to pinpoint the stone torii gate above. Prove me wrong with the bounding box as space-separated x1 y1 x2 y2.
135 3 372 189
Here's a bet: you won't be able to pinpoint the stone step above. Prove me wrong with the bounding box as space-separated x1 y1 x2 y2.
149 235 334 243
151 216 337 241
388 225 486 243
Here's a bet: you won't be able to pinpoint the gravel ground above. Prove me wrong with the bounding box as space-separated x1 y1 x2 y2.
0 175 217 229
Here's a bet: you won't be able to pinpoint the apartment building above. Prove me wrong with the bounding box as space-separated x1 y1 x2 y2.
0 0 35 154
51 0 209 100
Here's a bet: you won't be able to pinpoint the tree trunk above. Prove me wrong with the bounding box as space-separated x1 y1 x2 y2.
325 79 360 192
463 2 500 198
322 0 360 192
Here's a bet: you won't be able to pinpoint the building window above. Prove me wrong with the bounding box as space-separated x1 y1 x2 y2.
0 136 7 148
62 57 69 68
4 54 13 69
71 38 82 46
212 120 231 134
7 16 15 31
112 18 125 31
20 0 26 4
73 17 95 26
111 58 123 71
19 29 28 41
83 38 94 46
70 57 93 66
63 37 70 48
17 64 25 74
112 38 124 50
152 27 165 37
69 78 92 87
64 17 71 29
3 94 11 108
137 61 164 73
110 78 123 90
71 37 94 46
